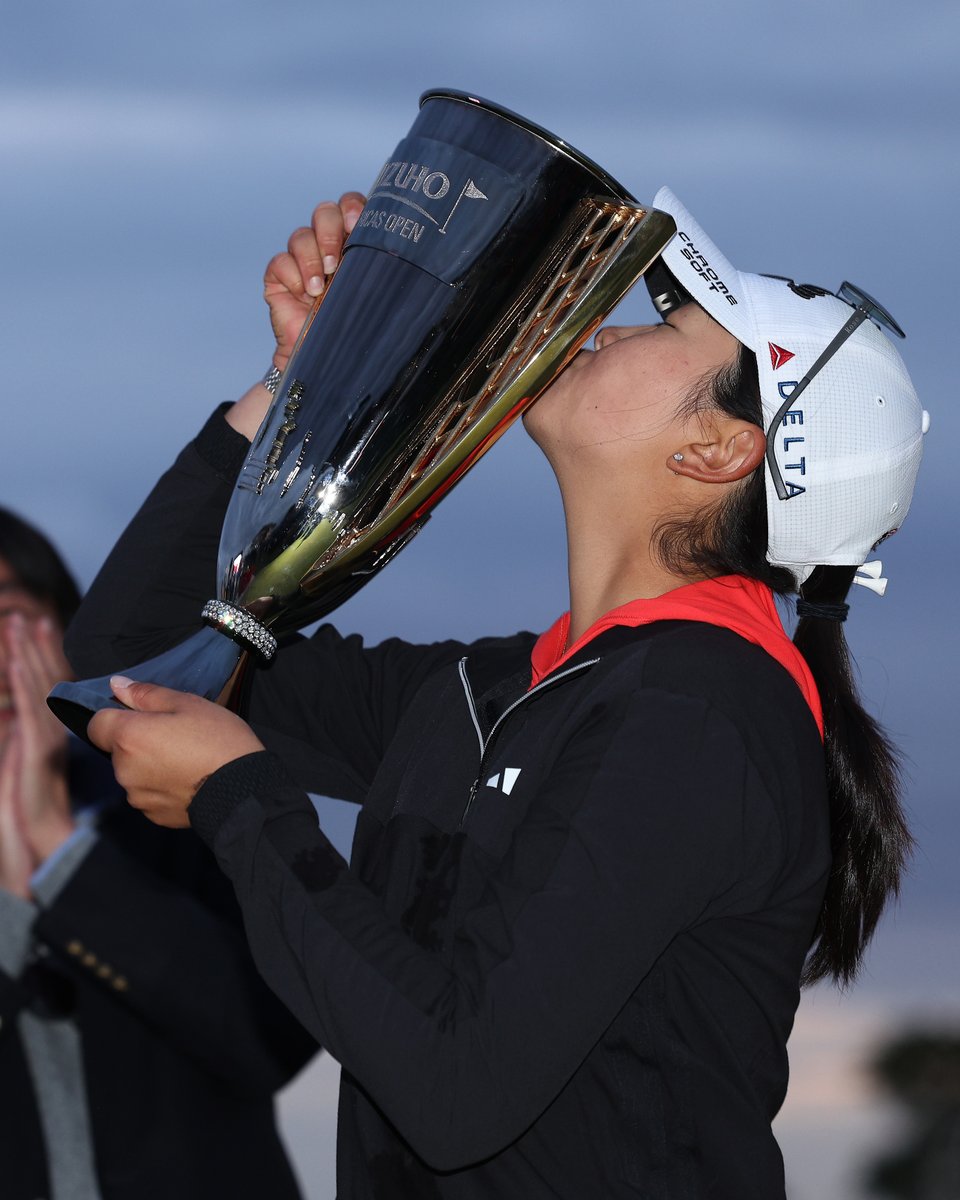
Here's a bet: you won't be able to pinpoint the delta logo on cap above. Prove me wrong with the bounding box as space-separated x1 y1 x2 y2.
768 343 795 370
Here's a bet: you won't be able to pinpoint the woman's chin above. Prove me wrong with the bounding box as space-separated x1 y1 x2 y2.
521 347 590 449
520 393 551 444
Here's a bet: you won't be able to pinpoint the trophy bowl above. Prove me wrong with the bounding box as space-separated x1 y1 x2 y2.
49 89 676 740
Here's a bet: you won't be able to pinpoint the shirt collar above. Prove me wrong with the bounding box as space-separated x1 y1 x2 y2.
529 575 823 737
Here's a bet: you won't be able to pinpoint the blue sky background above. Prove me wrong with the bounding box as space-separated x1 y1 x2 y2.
2 2 957 1195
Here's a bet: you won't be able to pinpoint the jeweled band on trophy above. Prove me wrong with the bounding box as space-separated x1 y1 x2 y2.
49 89 677 739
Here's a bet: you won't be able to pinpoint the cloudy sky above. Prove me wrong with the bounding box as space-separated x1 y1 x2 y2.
2 2 957 1195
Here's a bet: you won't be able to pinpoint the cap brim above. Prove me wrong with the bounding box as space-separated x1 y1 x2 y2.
653 186 757 348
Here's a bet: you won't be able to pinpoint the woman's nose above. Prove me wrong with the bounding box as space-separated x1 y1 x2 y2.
594 325 653 350
594 326 623 350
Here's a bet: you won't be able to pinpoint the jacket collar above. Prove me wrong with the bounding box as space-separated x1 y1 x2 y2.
530 576 823 737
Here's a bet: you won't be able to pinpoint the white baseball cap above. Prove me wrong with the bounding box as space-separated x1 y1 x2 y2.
651 186 929 587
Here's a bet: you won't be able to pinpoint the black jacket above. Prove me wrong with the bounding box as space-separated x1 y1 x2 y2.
67 408 831 1199
0 741 317 1200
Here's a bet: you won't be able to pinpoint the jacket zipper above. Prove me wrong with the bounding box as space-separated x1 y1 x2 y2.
457 656 600 826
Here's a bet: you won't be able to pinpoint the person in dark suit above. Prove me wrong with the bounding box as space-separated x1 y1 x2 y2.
0 507 317 1200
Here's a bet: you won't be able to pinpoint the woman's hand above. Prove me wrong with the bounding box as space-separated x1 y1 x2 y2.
0 615 74 875
264 192 367 371
88 678 265 829
227 192 367 441
0 737 33 898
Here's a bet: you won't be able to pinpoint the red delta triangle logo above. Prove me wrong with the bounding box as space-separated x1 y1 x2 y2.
768 343 795 370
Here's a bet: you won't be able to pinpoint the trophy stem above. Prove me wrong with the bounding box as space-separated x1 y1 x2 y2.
47 626 245 742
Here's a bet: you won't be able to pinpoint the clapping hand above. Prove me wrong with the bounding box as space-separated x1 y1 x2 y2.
0 614 75 896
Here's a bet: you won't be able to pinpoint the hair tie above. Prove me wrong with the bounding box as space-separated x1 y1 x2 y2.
796 598 849 622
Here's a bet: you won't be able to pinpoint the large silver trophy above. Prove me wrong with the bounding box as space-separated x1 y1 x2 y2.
50 90 676 738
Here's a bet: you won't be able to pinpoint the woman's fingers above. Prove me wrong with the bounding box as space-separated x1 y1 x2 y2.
287 193 368 297
313 192 365 247
264 247 307 301
262 192 367 370
263 247 315 367
33 616 72 687
288 224 329 299
89 679 265 829
9 619 52 708
312 192 365 268
6 618 67 752
0 735 34 895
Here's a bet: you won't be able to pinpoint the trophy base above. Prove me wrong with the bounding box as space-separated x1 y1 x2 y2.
48 627 245 743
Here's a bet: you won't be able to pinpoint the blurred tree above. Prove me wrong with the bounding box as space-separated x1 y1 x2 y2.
863 1030 960 1199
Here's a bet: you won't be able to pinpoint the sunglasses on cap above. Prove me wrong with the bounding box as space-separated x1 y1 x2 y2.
644 263 906 502
645 258 694 318
763 280 906 502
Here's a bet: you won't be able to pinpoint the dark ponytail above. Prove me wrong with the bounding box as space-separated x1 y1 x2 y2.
655 347 912 986
793 565 910 985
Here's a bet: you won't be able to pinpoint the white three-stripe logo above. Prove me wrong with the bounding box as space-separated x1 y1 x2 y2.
486 767 521 796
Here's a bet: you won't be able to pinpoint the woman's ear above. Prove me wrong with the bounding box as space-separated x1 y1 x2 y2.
669 420 765 484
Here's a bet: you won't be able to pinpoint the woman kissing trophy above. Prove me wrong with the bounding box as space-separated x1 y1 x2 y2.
49 89 676 739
